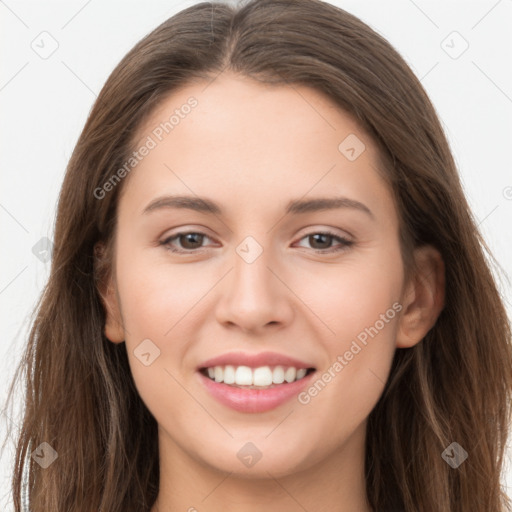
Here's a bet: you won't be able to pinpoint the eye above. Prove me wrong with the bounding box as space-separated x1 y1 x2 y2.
161 229 353 255
161 231 215 253
294 230 353 254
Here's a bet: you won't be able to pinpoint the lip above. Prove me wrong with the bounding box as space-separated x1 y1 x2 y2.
197 351 316 370
197 369 316 413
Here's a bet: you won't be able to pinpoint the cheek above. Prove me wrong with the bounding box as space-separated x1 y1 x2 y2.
116 246 205 338
113 243 198 387
114 251 204 427
294 249 402 423
296 246 403 344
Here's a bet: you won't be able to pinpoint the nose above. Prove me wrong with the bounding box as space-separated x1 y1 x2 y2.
215 243 295 334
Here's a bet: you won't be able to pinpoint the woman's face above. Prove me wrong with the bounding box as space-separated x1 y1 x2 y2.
105 72 409 477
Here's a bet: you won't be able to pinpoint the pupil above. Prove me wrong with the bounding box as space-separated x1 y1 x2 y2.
182 233 202 249
311 233 330 249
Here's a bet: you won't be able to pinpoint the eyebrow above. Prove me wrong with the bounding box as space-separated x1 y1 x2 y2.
142 195 374 219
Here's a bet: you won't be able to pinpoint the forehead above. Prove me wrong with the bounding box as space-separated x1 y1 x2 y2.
120 72 396 227
136 72 368 155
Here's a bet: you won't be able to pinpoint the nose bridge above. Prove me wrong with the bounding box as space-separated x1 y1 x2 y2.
215 232 294 331
231 233 279 303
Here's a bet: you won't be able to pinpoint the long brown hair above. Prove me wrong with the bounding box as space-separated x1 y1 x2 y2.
3 0 511 510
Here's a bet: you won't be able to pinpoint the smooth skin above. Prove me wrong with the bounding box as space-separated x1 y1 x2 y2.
99 71 445 512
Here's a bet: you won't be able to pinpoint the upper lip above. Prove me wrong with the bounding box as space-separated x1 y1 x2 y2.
198 351 316 370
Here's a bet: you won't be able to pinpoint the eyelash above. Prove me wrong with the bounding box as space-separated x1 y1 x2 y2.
160 230 354 255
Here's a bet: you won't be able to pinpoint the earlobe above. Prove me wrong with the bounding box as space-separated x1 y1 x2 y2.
395 245 445 349
103 281 125 343
94 242 125 343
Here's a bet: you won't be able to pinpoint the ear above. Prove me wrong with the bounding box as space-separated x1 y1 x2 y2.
94 242 125 343
396 245 445 348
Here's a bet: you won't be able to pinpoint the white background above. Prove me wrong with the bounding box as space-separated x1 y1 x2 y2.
1 0 511 509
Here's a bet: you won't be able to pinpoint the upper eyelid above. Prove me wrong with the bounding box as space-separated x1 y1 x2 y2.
162 231 216 245
160 223 353 239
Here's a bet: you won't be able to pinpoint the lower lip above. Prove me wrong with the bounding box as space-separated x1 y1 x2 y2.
197 370 316 413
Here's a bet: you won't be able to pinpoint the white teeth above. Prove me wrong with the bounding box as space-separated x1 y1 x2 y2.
253 366 273 386
223 365 236 384
235 366 253 385
214 366 223 383
272 365 285 384
284 367 296 383
203 364 311 386
296 368 307 380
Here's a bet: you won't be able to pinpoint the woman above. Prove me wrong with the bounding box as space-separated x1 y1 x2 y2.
4 0 512 510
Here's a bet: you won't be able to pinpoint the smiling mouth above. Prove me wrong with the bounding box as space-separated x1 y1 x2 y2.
199 365 316 389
